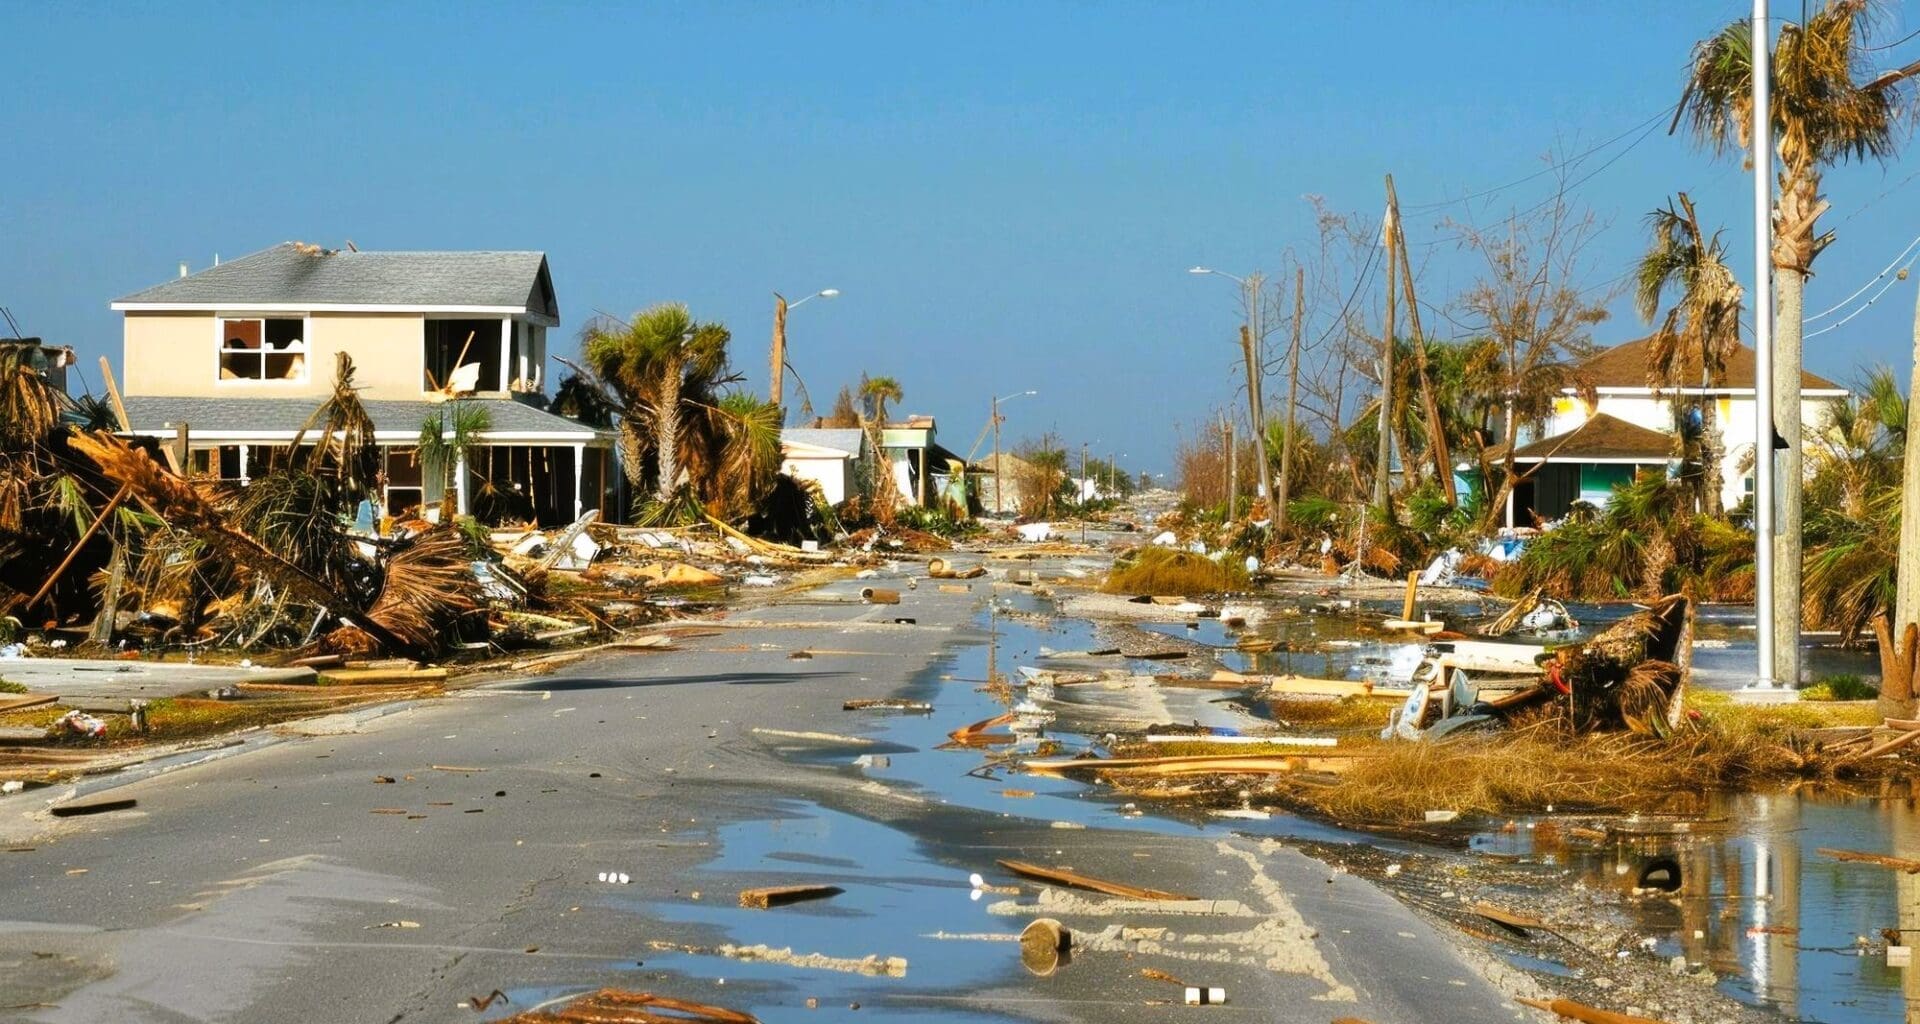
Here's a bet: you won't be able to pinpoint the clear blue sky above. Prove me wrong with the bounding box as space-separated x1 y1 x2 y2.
5 1 1918 473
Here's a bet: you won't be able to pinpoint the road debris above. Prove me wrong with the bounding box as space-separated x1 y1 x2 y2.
841 698 932 713
1516 996 1672 1024
995 858 1196 901
737 884 844 909
501 988 760 1023
1018 917 1070 976
48 797 137 817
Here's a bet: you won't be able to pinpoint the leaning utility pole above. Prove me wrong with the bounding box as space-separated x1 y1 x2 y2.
1238 299 1274 512
1277 265 1304 533
1386 174 1455 502
1372 205 1398 511
769 293 790 407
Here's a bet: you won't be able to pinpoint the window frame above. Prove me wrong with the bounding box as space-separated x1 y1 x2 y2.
214 313 311 386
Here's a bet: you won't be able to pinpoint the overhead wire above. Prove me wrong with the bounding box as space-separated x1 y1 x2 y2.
1803 253 1918 338
1803 229 1920 321
1403 103 1679 214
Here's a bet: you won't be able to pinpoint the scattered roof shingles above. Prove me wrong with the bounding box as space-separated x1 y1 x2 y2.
115 243 557 319
1576 336 1842 391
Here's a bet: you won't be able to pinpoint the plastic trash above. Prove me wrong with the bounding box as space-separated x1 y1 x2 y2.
55 710 107 738
1184 987 1226 1005
1016 523 1052 542
597 871 632 885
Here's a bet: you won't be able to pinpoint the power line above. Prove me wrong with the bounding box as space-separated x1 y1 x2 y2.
1803 253 1917 339
1803 229 1920 321
1403 104 1678 213
1865 26 1920 52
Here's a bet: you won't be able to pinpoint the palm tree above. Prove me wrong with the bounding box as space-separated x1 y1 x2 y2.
417 400 491 519
859 375 904 511
1678 0 1920 678
580 304 733 504
1636 193 1742 518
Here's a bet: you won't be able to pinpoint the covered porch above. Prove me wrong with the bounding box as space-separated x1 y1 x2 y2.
1492 413 1674 526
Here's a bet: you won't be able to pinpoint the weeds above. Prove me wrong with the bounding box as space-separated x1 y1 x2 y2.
1101 546 1248 595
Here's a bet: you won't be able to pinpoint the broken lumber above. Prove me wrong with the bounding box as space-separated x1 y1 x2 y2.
318 668 449 685
1023 752 1360 777
738 884 844 909
948 712 1016 747
842 698 933 713
0 694 57 714
1471 900 1549 933
1516 997 1672 1024
1259 674 1413 699
927 557 986 579
860 586 901 605
1847 726 1920 761
996 858 1195 901
1818 847 1920 873
501 988 760 1024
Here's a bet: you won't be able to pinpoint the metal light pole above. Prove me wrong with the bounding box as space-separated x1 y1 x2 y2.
769 288 839 408
1190 267 1274 516
992 389 1038 514
1749 0 1778 693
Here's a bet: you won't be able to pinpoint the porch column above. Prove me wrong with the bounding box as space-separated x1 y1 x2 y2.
455 450 470 516
573 443 586 521
238 443 250 484
500 319 513 391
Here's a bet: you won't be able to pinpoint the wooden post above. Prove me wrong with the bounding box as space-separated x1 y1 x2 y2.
1403 571 1419 622
1373 208 1397 511
99 356 180 474
89 543 125 645
26 483 132 610
1386 174 1455 502
770 293 789 406
1224 415 1237 518
173 422 190 475
1278 264 1304 533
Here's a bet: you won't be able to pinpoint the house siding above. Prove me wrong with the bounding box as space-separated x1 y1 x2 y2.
124 311 429 400
1546 391 1842 511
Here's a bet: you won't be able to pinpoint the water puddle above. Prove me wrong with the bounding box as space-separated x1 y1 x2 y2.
1471 787 1920 1023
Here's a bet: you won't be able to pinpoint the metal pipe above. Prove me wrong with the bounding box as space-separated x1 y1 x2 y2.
1752 0 1777 688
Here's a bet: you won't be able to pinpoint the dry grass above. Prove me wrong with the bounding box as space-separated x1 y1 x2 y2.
1101 546 1248 596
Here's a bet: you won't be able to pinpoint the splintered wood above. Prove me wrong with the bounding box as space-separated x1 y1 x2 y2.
995 858 1195 902
737 884 843 909
501 988 759 1023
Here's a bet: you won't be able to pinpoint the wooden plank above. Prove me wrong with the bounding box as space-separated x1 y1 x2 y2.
317 668 449 685
1261 674 1412 699
738 884 844 909
1471 900 1549 932
996 858 1195 902
0 694 58 714
1515 997 1673 1024
1023 751 1363 777
1818 847 1920 873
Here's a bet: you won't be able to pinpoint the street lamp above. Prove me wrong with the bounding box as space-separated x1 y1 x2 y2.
992 389 1038 515
1188 265 1273 516
770 288 840 408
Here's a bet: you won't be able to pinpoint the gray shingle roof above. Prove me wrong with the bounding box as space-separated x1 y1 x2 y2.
122 395 606 441
113 244 558 321
780 428 865 456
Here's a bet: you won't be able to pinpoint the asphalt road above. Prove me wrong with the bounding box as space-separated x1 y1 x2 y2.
0 566 1523 1024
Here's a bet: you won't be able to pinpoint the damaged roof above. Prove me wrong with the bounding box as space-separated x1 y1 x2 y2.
122 395 607 442
780 428 866 457
1574 336 1843 392
112 244 559 324
1491 413 1675 464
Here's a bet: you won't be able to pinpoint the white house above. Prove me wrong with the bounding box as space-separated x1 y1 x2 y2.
1501 336 1848 524
779 428 865 505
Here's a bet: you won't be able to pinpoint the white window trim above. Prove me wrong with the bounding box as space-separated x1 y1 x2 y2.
214 313 312 387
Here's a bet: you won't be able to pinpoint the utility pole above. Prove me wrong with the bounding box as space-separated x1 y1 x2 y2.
992 394 1004 515
1373 204 1398 511
1278 264 1304 533
1238 291 1274 513
1224 414 1237 519
1386 174 1455 502
1080 441 1090 544
1750 0 1782 692
769 293 789 407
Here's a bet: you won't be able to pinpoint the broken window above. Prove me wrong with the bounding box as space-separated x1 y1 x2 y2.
423 319 503 393
219 318 307 381
384 446 424 516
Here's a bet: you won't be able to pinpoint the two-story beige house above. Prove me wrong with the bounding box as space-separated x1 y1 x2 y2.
111 242 617 526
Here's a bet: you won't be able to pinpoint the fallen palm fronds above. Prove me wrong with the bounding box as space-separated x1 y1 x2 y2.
361 528 485 653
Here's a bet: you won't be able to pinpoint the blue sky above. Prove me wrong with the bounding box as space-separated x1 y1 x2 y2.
5 1 1918 473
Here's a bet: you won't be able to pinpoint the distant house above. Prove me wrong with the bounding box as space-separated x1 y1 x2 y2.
974 451 1037 514
109 242 618 526
1 336 74 394
779 427 865 505
1497 336 1848 524
879 415 965 508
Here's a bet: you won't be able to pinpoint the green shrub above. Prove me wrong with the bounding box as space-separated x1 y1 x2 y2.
1102 546 1248 595
1800 675 1878 702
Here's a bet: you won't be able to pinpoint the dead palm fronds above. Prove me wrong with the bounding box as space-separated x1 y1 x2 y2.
364 527 485 653
283 352 379 493
65 431 411 654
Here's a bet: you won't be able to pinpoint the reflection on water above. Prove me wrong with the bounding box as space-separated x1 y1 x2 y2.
1472 786 1920 1024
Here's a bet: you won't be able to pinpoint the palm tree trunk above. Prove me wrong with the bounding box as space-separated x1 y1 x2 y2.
1772 266 1805 687
1700 397 1724 518
655 363 682 503
616 420 647 489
